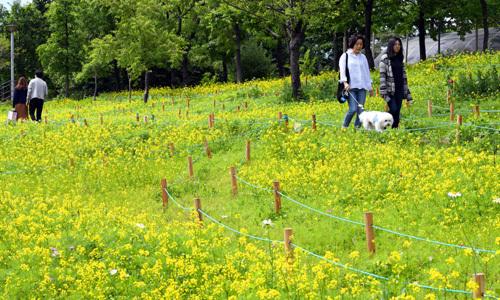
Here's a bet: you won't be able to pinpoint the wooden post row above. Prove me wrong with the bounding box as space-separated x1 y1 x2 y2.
273 180 281 214
194 198 202 222
472 273 485 299
169 143 175 157
284 228 293 255
204 139 212 159
161 178 168 208
246 140 251 162
364 212 375 254
473 105 480 118
188 156 194 178
230 167 237 196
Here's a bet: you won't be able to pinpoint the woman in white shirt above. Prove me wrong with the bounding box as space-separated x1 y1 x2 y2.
339 35 374 128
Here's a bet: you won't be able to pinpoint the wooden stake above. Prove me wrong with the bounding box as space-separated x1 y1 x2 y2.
136 113 140 122
246 140 251 162
171 97 175 106
473 104 480 118
364 212 375 254
187 156 194 178
427 100 433 117
161 178 168 208
450 102 455 121
208 114 213 128
456 115 463 144
162 102 165 112
144 116 148 123
312 114 317 131
472 273 485 299
169 142 175 157
204 138 212 159
186 97 190 109
100 114 103 125
278 111 283 120
244 101 248 110
284 228 293 255
273 180 281 214
447 88 451 103
230 166 237 196
194 198 202 222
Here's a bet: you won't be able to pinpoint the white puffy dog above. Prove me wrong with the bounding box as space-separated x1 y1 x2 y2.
359 111 394 132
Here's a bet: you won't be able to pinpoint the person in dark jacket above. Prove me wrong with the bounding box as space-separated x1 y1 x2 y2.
13 77 28 120
379 37 413 128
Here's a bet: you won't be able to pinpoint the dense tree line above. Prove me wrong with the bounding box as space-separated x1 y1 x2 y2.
0 0 497 100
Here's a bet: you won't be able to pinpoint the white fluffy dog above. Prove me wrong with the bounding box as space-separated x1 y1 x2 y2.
359 111 394 132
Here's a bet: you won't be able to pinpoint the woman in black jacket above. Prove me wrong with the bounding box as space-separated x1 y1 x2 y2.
13 77 28 120
379 37 413 128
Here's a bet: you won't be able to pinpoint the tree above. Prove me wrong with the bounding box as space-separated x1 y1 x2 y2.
37 0 85 97
76 35 114 100
101 0 184 101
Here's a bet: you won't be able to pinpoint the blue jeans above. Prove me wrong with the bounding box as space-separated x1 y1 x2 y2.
342 88 366 128
387 94 403 128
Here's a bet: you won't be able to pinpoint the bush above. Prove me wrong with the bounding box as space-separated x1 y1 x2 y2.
233 40 275 81
453 66 499 101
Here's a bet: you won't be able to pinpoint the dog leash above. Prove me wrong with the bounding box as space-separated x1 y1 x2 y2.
346 90 365 110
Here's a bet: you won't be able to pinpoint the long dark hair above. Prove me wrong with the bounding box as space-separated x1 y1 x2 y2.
387 37 404 60
16 77 27 90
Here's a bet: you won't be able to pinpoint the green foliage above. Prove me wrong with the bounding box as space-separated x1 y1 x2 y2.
454 67 499 101
234 39 274 81
37 0 85 95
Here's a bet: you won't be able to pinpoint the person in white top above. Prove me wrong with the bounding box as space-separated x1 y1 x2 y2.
27 70 48 122
339 35 374 128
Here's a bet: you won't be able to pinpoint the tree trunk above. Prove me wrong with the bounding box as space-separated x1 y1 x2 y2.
332 32 339 71
417 1 426 61
343 30 347 52
275 38 286 77
93 70 97 101
234 22 243 83
288 20 306 100
128 73 132 102
363 0 375 69
437 22 441 54
182 54 189 86
475 24 479 51
143 71 150 103
113 61 120 91
479 0 489 51
405 35 409 64
221 55 228 82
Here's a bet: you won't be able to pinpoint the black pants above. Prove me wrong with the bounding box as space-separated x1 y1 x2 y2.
387 93 403 128
29 98 44 122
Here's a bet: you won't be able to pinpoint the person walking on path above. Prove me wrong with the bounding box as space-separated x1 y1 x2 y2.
13 76 28 120
339 34 374 129
27 70 48 122
379 37 413 128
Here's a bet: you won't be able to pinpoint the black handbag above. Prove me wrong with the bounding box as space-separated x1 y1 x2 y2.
336 52 350 103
